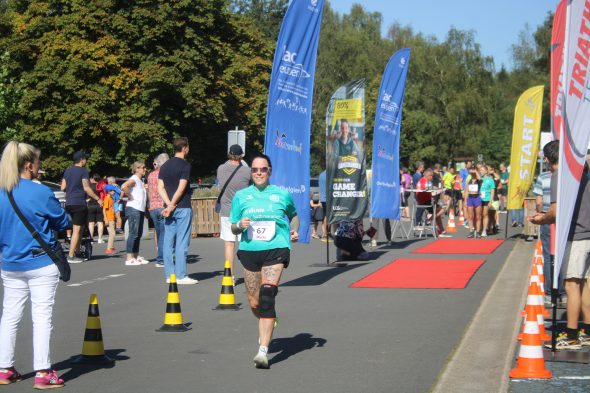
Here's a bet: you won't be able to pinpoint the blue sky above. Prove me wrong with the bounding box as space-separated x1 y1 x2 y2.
330 0 559 70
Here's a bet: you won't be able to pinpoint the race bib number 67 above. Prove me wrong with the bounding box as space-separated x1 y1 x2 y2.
247 221 276 241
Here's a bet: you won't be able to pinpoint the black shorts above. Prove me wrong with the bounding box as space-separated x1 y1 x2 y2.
66 205 88 226
402 191 411 207
499 188 507 196
482 200 490 207
444 189 454 197
321 202 326 216
87 204 102 223
454 190 463 201
237 248 290 272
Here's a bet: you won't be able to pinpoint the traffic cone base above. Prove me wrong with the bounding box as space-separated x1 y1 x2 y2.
72 294 114 364
157 274 191 332
510 323 552 378
214 260 242 311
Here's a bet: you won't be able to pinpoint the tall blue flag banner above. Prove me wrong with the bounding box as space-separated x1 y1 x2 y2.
264 0 324 244
326 79 367 224
370 48 411 220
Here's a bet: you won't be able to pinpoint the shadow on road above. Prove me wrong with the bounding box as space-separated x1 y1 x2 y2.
269 333 326 366
19 349 129 382
282 263 368 287
380 238 426 249
189 271 222 282
187 254 202 264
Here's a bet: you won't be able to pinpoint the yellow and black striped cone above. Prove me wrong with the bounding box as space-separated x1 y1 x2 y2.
156 274 190 332
214 260 242 310
71 294 114 364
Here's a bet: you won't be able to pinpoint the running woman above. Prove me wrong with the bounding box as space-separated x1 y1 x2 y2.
479 165 495 237
464 168 482 238
230 154 299 369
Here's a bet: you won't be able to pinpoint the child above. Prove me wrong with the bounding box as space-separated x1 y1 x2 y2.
107 176 123 233
103 185 117 254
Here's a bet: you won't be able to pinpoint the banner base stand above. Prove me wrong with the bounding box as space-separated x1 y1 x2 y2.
543 348 590 364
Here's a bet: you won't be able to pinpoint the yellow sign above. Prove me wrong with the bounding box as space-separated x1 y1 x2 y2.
331 98 363 129
507 85 544 210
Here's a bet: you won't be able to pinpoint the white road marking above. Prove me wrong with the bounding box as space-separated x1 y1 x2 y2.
67 274 126 287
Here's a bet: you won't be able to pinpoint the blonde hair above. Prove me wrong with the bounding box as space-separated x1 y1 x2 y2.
132 160 145 173
0 141 39 191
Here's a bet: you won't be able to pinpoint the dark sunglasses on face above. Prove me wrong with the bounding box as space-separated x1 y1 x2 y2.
251 167 269 174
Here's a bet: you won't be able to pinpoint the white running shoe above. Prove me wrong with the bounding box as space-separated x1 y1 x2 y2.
253 353 269 369
125 258 142 266
136 256 149 264
67 256 84 264
97 238 105 244
176 276 199 285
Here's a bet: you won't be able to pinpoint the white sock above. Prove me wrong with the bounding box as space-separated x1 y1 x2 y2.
258 345 268 355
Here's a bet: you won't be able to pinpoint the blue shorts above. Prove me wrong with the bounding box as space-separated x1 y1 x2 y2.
115 202 123 213
466 196 482 208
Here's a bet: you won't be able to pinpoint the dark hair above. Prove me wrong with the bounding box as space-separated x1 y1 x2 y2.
92 173 101 182
251 153 272 169
543 140 559 165
173 137 189 152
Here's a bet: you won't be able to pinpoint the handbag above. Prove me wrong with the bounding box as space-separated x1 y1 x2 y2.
215 163 242 213
7 191 71 282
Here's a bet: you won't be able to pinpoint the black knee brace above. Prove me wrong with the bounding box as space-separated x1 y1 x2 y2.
259 284 278 318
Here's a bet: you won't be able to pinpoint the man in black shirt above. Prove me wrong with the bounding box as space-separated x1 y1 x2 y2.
61 151 102 263
158 137 197 285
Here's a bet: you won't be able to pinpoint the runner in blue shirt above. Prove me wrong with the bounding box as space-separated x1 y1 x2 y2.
230 154 299 369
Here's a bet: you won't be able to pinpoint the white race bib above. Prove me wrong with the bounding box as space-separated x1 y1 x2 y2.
468 184 478 193
248 221 276 241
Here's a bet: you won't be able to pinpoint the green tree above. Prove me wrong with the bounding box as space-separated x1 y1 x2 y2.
1 0 273 178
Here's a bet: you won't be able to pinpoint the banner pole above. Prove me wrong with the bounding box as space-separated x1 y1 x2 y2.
326 226 330 265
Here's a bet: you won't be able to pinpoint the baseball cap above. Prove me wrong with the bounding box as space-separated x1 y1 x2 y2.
73 151 90 162
229 144 243 156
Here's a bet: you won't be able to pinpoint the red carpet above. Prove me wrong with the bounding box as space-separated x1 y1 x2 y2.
412 239 504 254
350 258 486 289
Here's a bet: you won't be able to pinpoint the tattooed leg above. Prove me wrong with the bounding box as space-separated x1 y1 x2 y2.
259 263 284 347
243 268 261 318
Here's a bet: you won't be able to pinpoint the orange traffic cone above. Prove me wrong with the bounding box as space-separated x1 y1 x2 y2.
509 301 552 379
446 208 457 232
536 264 546 296
518 282 550 342
522 266 549 318
535 240 543 259
458 209 465 226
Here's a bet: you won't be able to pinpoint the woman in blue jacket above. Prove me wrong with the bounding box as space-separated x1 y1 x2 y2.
0 141 70 389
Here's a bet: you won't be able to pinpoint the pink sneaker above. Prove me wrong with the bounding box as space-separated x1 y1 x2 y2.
0 368 21 385
33 370 64 389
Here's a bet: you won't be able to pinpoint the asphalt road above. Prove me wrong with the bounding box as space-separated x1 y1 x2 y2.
1 223 519 393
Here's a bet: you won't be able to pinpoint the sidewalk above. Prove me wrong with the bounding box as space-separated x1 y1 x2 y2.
432 238 534 393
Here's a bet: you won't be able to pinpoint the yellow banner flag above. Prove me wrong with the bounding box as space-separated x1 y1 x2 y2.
507 85 544 210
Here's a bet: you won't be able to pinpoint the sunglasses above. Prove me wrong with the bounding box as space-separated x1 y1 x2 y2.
251 167 269 174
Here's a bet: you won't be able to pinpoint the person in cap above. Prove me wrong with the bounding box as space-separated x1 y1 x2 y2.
216 144 251 284
61 151 102 264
